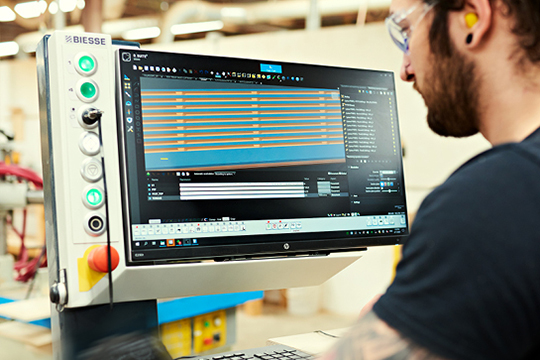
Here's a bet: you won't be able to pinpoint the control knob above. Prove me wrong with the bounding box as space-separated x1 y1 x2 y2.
49 282 67 305
81 108 103 127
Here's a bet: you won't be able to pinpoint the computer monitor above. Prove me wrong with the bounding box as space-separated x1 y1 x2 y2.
117 50 408 264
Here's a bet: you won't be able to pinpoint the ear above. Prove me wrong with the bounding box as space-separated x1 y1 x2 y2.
450 0 493 48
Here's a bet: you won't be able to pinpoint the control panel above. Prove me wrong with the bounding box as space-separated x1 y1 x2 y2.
37 31 362 309
160 309 230 358
193 310 227 353
161 318 192 358
38 31 125 308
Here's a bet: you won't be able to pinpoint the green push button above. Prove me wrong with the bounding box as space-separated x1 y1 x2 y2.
78 55 95 73
86 188 103 208
80 81 97 99
76 79 99 102
74 53 97 76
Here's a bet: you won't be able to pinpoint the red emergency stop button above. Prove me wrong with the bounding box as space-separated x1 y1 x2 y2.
203 338 213 346
88 245 120 272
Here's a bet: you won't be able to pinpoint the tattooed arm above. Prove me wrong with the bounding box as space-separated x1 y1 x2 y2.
319 311 447 360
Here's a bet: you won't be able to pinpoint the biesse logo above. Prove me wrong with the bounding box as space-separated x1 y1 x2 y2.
65 35 106 46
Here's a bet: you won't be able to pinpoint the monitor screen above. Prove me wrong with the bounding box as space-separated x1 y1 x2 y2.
116 49 408 264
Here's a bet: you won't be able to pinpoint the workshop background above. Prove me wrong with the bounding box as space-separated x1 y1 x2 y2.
0 0 489 359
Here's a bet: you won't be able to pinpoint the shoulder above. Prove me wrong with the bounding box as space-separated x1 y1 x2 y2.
370 137 540 360
404 140 540 276
421 141 540 219
452 133 540 182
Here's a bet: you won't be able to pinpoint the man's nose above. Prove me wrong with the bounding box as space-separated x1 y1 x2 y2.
400 54 415 82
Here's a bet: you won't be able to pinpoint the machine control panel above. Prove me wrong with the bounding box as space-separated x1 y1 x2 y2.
75 64 106 235
37 31 363 309
38 31 125 307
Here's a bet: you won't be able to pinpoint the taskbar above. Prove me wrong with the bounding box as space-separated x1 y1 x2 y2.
131 214 407 242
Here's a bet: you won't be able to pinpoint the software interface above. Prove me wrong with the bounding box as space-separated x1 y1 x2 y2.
118 50 408 262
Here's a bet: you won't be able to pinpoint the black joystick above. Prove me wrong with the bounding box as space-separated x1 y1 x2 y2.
82 108 103 126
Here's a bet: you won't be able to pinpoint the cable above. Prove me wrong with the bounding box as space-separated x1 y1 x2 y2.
97 119 114 309
10 209 29 276
7 209 47 283
2 162 45 283
314 330 340 338
25 245 47 299
0 162 43 189
0 129 15 141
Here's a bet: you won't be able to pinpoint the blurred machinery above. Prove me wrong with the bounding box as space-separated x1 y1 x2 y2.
0 130 45 288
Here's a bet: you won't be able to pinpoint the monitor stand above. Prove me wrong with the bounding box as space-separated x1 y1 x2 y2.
50 251 365 360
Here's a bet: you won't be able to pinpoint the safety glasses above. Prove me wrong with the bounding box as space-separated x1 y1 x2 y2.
385 1 437 54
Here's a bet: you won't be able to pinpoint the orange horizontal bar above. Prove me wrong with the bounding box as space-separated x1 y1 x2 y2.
145 140 344 153
141 90 339 96
145 134 343 146
143 122 343 132
142 96 336 103
144 128 342 139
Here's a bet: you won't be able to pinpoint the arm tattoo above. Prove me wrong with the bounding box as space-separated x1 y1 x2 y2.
318 311 447 360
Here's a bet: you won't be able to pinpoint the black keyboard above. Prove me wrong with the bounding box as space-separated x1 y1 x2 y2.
185 344 314 360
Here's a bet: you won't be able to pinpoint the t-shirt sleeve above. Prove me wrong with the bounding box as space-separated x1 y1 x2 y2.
373 150 540 360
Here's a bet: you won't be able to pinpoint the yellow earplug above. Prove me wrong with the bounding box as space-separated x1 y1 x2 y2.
465 13 478 28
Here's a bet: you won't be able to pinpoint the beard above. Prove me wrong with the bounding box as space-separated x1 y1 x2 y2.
414 43 481 138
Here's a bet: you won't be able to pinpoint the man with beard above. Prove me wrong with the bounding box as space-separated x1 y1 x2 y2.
319 0 540 359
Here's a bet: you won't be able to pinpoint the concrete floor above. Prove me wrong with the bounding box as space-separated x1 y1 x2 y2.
233 304 354 351
0 334 53 360
0 304 354 360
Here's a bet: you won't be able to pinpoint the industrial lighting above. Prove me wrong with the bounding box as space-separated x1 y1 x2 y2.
59 0 76 13
14 1 45 19
170 20 224 36
221 7 247 18
49 1 58 14
122 27 161 41
0 41 19 57
38 0 47 13
77 0 85 10
0 6 16 22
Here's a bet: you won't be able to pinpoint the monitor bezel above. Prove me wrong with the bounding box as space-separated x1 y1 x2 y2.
114 49 409 265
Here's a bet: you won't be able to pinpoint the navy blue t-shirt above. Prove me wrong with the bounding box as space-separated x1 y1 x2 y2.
373 128 540 360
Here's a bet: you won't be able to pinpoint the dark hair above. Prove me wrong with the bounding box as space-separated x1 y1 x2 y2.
424 0 540 65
